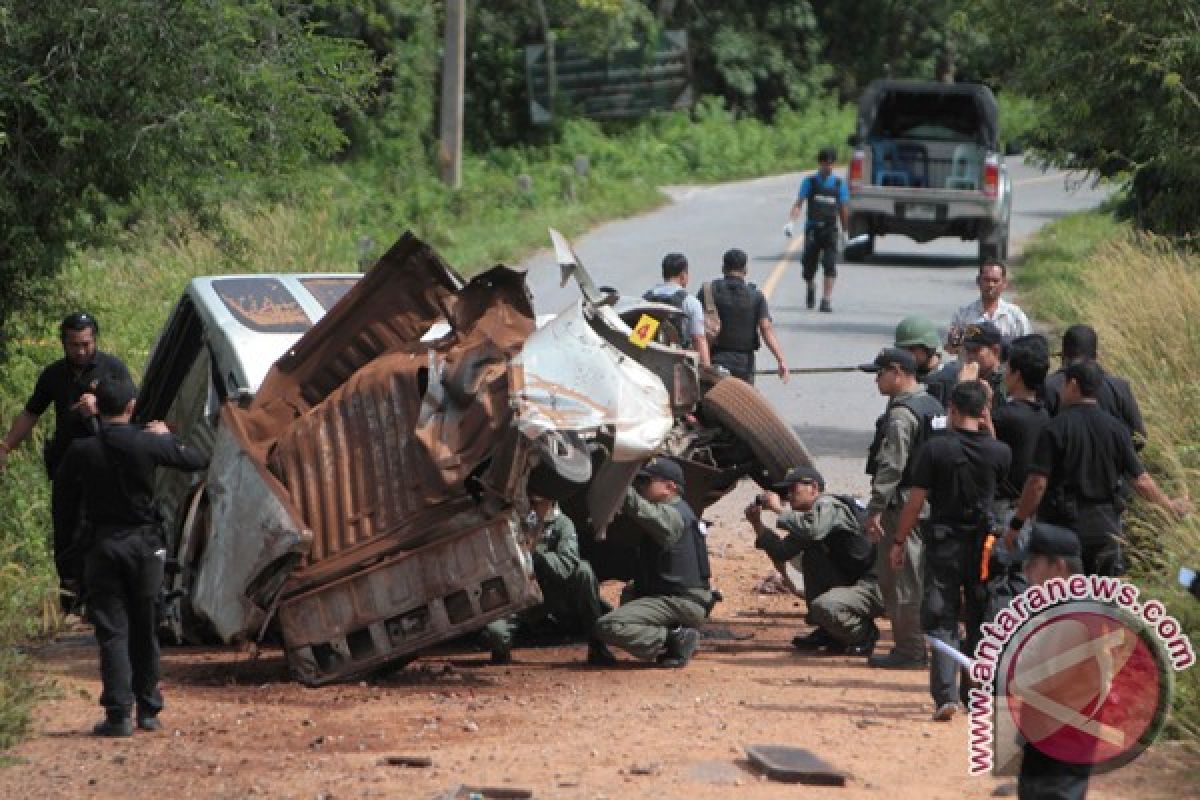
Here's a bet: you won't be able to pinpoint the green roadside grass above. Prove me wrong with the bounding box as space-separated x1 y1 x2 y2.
0 98 853 749
1016 210 1200 739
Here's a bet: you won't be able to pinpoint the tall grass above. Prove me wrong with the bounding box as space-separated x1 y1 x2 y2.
0 96 854 749
1018 212 1200 738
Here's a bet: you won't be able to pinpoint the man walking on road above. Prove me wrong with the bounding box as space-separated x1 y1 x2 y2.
643 252 710 366
593 458 713 668
859 347 946 669
700 248 788 384
890 381 1011 720
53 376 208 736
947 261 1032 353
785 146 849 313
745 465 882 657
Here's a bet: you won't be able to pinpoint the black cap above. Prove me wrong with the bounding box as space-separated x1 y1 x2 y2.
773 464 825 492
95 375 137 416
858 347 917 374
1026 522 1082 559
637 457 685 486
962 321 1003 348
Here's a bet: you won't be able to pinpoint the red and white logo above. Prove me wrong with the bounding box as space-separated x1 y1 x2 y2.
996 602 1171 772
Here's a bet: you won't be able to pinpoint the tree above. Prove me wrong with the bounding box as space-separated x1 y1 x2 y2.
973 0 1200 238
0 1 377 329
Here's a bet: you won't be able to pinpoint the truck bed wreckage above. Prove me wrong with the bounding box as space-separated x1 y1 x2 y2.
136 230 810 685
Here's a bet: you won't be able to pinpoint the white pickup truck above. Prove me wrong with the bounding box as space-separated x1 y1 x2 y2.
844 80 1013 263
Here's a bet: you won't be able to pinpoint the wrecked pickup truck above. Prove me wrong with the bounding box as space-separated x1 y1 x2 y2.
134 230 809 685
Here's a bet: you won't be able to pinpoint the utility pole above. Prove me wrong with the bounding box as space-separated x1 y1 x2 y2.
439 0 466 188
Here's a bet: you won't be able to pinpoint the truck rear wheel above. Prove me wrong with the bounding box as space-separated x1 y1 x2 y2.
701 377 813 484
979 222 1009 263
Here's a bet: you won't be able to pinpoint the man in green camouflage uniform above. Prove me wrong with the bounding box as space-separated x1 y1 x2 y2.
592 458 712 668
481 494 613 665
744 465 883 656
859 348 946 669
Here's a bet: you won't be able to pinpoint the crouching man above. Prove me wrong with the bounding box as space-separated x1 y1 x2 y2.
592 457 712 668
480 492 614 665
745 465 883 656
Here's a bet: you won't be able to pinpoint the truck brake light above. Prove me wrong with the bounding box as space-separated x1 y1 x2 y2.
849 150 864 192
983 158 999 198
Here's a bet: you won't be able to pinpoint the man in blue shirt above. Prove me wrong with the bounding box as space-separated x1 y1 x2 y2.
785 147 850 313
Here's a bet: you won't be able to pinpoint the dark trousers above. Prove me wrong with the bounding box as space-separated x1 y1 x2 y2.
922 526 986 707
801 225 838 280
1018 743 1091 800
1074 503 1125 576
84 528 165 718
712 350 755 384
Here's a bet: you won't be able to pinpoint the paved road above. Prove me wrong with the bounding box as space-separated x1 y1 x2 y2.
521 158 1110 494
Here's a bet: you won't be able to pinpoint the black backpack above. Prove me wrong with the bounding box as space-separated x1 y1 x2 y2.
642 287 692 347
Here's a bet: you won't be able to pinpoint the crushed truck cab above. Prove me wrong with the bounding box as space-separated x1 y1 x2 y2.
137 230 809 684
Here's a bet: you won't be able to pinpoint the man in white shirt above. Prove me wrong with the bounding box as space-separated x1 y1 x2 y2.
643 252 711 366
946 261 1032 353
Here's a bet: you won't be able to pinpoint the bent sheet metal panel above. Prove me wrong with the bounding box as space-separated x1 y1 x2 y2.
189 409 313 642
510 300 673 462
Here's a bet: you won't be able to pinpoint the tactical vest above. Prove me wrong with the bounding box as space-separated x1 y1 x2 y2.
638 498 712 597
711 278 761 353
806 175 843 227
865 391 946 487
823 495 876 581
643 287 692 347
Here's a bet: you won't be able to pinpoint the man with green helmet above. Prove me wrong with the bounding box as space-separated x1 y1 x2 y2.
893 316 956 407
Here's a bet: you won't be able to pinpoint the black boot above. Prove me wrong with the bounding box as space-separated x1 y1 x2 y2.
92 711 133 738
586 638 618 666
791 628 838 652
659 627 700 668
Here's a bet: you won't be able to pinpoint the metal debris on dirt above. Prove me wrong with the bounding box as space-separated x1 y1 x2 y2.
744 744 848 786
378 755 433 768
435 786 533 800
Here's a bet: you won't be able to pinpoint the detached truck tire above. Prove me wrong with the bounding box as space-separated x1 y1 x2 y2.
701 377 813 483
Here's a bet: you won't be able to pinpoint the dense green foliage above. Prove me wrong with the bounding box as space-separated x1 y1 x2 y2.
973 0 1200 239
0 0 377 329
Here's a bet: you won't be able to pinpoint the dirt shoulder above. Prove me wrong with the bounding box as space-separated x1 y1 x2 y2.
1 482 1193 799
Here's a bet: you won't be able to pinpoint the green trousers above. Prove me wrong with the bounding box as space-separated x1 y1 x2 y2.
592 593 707 661
802 547 884 646
482 562 606 650
877 506 927 659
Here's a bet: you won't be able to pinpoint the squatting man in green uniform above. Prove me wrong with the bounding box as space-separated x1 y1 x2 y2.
744 464 883 656
592 457 713 668
480 493 615 666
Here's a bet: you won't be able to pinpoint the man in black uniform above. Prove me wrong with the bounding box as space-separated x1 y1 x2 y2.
53 376 208 736
699 248 788 384
1006 362 1189 575
0 312 132 598
890 381 1011 720
1017 523 1092 800
592 457 713 668
983 335 1051 616
1044 324 1146 448
745 465 883 656
959 321 1008 411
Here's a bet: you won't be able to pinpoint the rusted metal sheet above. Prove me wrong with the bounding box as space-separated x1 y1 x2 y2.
278 517 538 685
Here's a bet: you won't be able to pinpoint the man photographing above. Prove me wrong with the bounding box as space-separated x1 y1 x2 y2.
745 465 882 657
